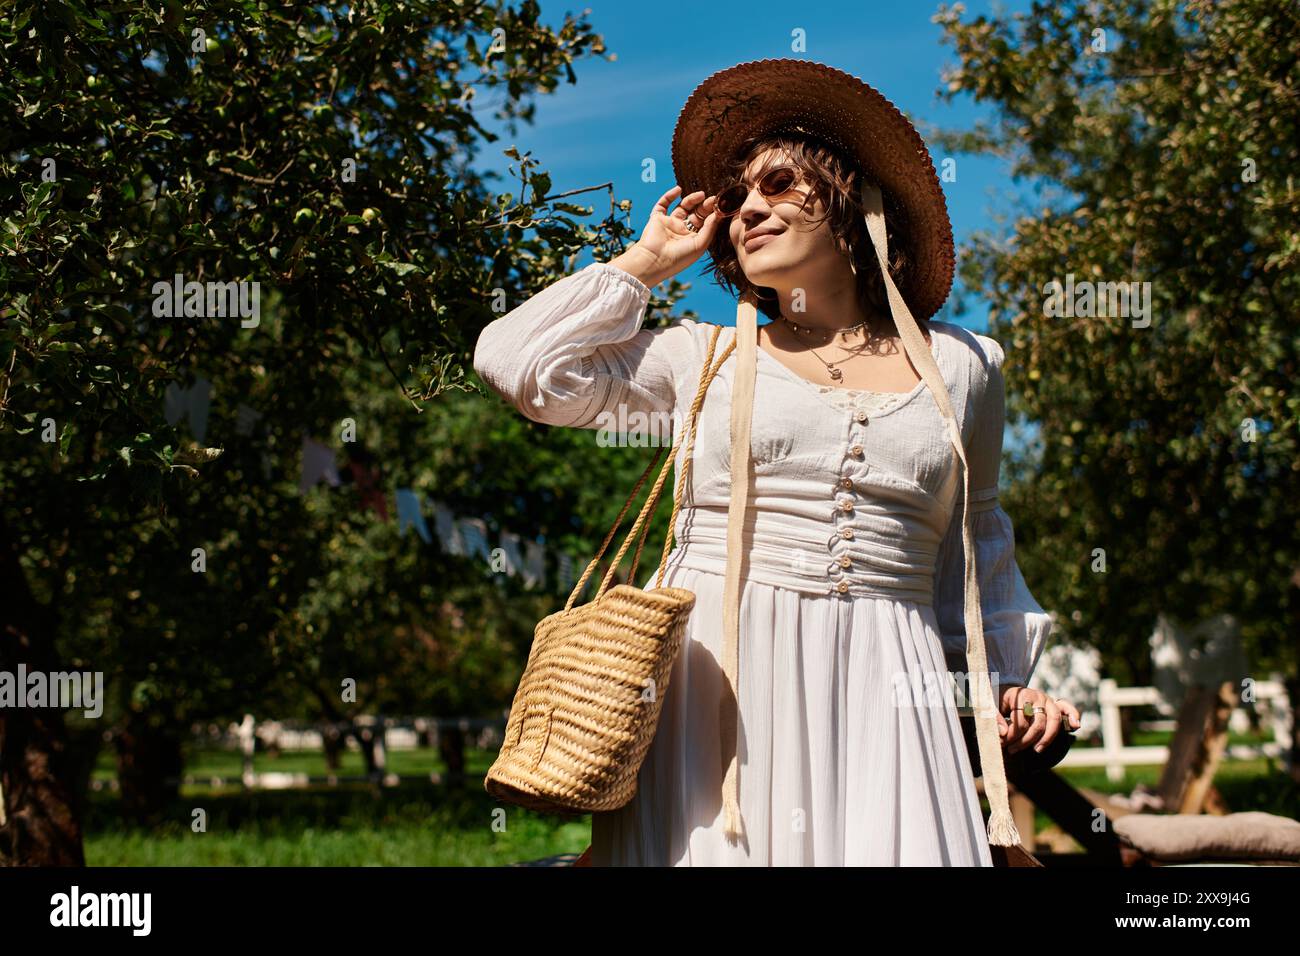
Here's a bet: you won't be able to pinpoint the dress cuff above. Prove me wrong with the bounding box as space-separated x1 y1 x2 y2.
589 260 652 299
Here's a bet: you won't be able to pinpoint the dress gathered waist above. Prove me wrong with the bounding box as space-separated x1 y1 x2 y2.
661 504 939 604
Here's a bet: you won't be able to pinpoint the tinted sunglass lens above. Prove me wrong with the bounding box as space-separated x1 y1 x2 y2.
715 167 799 216
760 167 797 194
716 185 748 216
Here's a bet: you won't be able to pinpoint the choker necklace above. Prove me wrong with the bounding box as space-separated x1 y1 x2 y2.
772 314 930 384
778 314 869 343
776 313 875 383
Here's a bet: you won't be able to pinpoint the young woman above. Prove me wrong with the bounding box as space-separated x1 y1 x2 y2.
474 59 1080 865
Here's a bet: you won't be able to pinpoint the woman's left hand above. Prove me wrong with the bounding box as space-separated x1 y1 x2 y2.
996 685 1082 754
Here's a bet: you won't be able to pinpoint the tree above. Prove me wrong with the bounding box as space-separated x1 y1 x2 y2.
1 0 692 862
930 1 1299 713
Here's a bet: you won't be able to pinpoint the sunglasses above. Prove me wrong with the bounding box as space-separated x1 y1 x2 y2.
712 164 807 218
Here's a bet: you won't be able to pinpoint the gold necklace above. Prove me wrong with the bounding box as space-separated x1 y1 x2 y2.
777 314 873 383
778 314 868 342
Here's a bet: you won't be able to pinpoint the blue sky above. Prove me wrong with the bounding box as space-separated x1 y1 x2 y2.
469 0 1041 336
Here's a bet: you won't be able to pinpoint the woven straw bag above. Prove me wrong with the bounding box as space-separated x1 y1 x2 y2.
485 323 735 814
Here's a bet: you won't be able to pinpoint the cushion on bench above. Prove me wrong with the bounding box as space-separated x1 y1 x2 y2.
1114 811 1300 863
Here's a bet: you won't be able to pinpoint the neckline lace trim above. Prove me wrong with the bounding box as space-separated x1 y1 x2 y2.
813 384 912 414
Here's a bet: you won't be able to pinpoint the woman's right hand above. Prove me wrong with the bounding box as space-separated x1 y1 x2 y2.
608 184 722 289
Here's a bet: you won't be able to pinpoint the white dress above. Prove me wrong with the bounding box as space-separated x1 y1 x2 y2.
473 261 1054 866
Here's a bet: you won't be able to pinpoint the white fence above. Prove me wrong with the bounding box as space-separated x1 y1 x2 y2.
86 714 512 793
87 680 1293 794
217 714 510 789
224 714 509 754
1057 678 1293 781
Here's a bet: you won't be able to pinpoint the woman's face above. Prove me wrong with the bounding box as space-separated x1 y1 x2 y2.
725 146 847 294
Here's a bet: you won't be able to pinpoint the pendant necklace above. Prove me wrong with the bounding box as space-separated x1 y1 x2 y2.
777 314 872 383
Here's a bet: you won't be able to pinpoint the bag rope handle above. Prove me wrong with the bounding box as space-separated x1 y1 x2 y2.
589 322 732 600
651 331 732 588
634 324 734 588
858 179 1020 849
563 323 733 609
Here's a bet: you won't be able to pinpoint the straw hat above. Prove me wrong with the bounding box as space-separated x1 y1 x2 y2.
663 59 1022 854
670 57 955 321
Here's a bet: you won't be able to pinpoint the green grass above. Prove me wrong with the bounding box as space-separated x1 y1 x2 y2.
85 745 590 866
84 738 1300 865
1125 727 1278 748
85 790 590 866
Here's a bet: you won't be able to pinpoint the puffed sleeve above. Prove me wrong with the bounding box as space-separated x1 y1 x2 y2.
933 333 1054 689
472 261 702 440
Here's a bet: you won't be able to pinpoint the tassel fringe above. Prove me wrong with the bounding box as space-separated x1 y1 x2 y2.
987 808 1021 847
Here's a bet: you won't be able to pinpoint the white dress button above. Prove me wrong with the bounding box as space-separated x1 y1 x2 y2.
836 580 849 594
838 555 852 568
838 477 853 491
850 444 864 457
855 410 869 423
838 500 853 513
840 528 854 540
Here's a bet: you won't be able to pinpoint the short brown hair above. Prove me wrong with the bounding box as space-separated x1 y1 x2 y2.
701 132 918 337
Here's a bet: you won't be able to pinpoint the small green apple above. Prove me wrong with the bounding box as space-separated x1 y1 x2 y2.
294 208 316 225
361 208 378 223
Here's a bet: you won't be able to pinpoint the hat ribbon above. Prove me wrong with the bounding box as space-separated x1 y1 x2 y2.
715 180 1021 850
